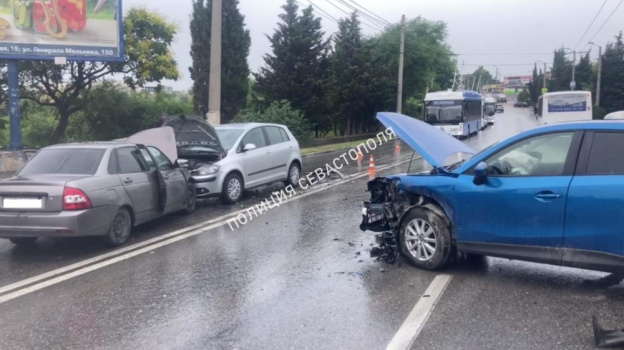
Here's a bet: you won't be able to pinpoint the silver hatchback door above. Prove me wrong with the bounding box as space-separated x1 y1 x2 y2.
239 127 272 188
264 126 292 180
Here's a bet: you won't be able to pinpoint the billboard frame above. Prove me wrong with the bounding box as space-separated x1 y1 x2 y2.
0 0 125 62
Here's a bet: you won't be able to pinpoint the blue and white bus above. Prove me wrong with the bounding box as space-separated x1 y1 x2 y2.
424 90 484 137
536 91 592 125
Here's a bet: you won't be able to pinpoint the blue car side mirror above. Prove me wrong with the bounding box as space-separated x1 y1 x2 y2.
473 161 488 186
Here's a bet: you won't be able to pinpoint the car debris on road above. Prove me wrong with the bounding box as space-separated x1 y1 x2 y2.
593 316 624 348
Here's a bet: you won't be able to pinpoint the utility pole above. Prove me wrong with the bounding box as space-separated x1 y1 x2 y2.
451 65 457 91
589 42 602 107
596 45 602 107
572 50 576 90
396 14 405 113
207 0 222 124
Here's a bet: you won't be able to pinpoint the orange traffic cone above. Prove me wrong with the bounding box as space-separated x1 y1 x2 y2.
368 154 376 180
357 149 364 161
395 143 401 154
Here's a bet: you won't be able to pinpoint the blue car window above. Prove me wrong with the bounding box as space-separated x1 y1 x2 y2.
586 132 624 175
484 132 574 176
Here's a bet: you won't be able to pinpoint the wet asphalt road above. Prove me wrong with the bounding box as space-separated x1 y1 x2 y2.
1 106 623 350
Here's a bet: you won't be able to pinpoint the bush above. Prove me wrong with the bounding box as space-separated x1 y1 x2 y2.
592 105 606 120
233 100 312 141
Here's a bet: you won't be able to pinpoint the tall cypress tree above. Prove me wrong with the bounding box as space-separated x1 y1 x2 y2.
528 64 539 104
575 52 593 92
189 0 251 123
549 48 573 92
600 32 624 113
329 12 382 135
254 0 331 135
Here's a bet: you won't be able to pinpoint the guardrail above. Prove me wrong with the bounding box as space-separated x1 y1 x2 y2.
0 150 32 178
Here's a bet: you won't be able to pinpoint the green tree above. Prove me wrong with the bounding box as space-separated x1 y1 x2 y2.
368 17 455 112
549 48 573 92
234 100 312 141
575 52 593 91
527 64 540 104
600 32 624 113
66 83 194 142
328 12 383 135
16 7 179 145
189 0 251 122
254 0 331 136
464 66 495 90
518 88 531 103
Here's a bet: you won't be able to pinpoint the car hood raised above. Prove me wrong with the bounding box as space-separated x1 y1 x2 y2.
163 115 224 154
376 112 476 168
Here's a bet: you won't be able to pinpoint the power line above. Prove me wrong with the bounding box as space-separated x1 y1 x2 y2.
463 63 541 67
574 0 608 50
456 52 553 56
344 0 391 25
588 0 624 43
323 0 384 31
323 0 352 17
297 1 339 24
305 0 339 22
335 0 389 28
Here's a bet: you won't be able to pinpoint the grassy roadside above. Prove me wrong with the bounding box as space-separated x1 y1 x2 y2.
301 140 366 156
301 137 397 156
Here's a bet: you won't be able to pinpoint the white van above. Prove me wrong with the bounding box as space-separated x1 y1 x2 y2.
536 91 592 124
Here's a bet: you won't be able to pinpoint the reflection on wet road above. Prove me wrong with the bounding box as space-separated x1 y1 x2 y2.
0 106 621 350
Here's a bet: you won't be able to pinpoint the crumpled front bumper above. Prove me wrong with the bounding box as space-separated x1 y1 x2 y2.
359 202 389 232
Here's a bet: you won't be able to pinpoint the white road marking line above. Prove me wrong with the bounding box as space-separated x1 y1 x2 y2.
0 156 417 303
386 274 453 350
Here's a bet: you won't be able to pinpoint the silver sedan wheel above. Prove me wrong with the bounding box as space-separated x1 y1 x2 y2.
289 165 300 184
227 177 241 200
405 218 437 261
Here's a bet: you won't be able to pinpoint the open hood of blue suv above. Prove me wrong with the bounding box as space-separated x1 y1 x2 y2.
376 112 476 168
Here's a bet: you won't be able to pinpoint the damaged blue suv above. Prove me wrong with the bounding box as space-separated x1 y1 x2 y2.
361 112 624 273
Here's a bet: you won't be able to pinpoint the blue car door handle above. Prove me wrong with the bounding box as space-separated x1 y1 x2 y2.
535 191 562 201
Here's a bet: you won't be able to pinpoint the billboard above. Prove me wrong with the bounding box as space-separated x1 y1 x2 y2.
503 76 532 89
0 0 123 61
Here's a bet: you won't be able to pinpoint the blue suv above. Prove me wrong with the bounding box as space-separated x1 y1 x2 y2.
361 112 624 273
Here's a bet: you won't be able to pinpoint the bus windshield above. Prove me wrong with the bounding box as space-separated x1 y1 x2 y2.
425 100 463 124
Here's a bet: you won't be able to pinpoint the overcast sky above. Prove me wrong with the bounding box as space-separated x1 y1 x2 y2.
124 0 624 90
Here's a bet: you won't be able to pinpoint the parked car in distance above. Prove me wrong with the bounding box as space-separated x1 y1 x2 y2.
361 112 624 274
495 104 504 113
177 122 303 204
0 127 197 247
514 101 530 108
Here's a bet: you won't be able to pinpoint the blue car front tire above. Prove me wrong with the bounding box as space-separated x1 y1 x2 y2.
398 207 453 270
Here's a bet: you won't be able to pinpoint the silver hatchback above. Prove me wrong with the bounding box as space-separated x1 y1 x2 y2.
183 123 303 203
0 128 197 247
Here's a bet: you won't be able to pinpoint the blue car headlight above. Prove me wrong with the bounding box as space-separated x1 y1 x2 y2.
192 165 220 177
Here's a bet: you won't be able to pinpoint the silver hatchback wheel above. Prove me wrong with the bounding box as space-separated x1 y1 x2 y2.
289 165 300 184
227 177 241 200
405 218 437 261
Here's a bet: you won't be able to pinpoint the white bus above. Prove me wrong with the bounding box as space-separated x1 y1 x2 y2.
536 91 592 124
424 90 484 137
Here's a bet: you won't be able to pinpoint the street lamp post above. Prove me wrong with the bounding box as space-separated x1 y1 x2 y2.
588 42 602 107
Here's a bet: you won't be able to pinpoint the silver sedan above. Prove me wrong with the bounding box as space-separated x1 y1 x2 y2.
0 128 196 247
